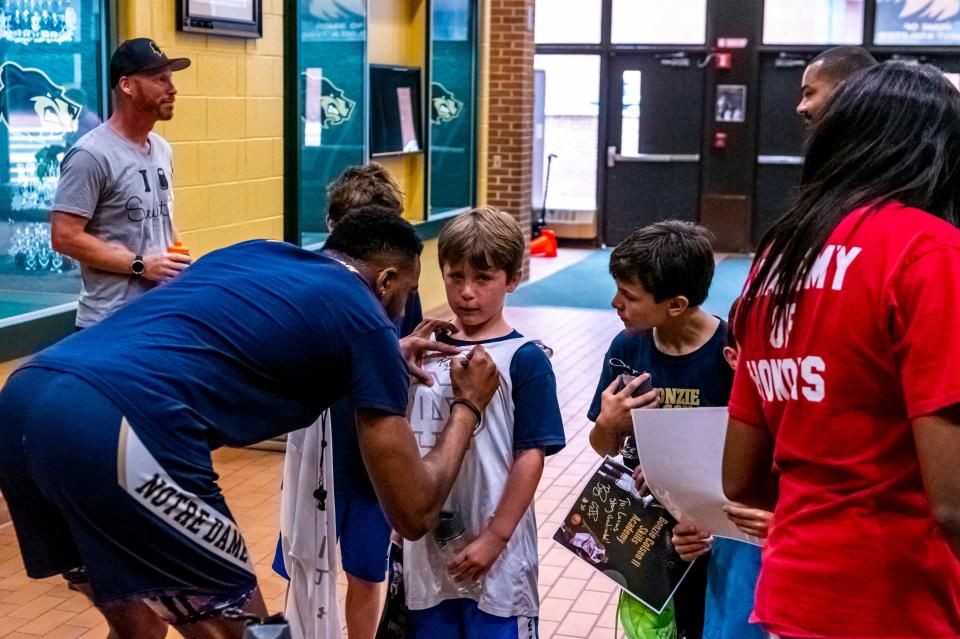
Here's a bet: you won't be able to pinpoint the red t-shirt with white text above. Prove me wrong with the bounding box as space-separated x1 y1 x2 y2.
729 203 960 638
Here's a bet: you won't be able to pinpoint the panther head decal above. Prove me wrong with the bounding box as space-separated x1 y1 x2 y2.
0 62 81 133
431 83 464 125
319 78 355 129
898 0 960 20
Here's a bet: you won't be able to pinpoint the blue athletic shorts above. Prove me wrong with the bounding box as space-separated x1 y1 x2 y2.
0 368 257 617
335 489 391 583
409 599 539 639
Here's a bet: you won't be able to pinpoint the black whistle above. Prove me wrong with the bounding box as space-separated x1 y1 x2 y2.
313 488 328 511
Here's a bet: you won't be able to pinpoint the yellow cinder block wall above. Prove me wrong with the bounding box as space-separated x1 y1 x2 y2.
419 240 447 314
120 0 285 257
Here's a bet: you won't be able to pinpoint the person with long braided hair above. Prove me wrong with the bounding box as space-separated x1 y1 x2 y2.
723 62 960 638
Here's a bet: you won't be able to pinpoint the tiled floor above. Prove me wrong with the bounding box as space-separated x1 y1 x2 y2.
0 252 633 638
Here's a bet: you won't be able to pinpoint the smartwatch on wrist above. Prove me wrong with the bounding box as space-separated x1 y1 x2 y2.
131 255 145 278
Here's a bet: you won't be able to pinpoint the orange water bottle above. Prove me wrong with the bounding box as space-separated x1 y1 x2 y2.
168 241 191 256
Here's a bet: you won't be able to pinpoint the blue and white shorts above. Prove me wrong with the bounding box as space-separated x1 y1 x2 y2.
0 367 258 621
409 599 538 639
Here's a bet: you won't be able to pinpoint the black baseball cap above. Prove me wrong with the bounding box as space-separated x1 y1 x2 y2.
110 38 191 88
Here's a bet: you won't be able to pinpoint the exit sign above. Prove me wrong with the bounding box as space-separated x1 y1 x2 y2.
718 37 749 49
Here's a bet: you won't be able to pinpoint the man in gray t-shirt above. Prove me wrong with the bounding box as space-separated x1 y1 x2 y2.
51 38 192 327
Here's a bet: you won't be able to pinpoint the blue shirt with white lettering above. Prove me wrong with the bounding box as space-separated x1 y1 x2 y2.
26 240 410 465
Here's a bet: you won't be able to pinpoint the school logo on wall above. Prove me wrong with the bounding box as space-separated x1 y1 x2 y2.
431 83 464 125
876 0 960 43
320 78 355 129
895 0 960 20
0 62 81 132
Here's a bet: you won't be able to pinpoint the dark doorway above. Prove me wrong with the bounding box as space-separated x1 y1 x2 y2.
603 53 706 246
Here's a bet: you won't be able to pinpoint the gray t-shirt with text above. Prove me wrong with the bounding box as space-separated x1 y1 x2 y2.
53 123 176 327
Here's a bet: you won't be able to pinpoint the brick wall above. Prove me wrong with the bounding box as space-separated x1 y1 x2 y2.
486 0 535 277
123 0 285 257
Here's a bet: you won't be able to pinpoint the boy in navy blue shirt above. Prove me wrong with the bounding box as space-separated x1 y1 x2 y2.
587 221 732 639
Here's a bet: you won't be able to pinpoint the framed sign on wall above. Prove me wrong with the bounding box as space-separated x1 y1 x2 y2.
177 0 262 38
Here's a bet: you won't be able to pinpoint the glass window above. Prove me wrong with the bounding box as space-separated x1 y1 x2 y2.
297 0 366 247
764 0 864 45
429 0 476 215
0 0 105 322
535 0 601 44
875 0 960 46
533 55 600 212
611 0 706 45
621 70 641 157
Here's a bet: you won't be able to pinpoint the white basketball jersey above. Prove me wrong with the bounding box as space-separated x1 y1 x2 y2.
404 337 542 619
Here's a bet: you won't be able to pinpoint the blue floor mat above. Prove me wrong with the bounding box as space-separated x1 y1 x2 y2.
508 250 615 309
508 251 752 318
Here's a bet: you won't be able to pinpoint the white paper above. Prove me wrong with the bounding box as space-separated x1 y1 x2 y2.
279 414 343 639
632 407 761 546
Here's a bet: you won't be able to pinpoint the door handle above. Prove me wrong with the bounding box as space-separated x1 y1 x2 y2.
609 152 701 165
757 155 804 165
607 145 618 168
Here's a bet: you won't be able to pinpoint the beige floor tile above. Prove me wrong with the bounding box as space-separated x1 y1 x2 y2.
550 577 589 600
558 611 601 636
540 596 574 622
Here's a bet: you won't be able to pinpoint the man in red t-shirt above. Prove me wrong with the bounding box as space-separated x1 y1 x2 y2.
725 202 960 638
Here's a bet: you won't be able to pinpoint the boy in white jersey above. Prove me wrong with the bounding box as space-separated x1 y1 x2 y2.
404 207 566 638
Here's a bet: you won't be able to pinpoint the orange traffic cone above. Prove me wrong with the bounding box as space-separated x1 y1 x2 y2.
531 229 557 258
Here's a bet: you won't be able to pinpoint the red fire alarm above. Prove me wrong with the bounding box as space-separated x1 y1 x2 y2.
714 132 728 149
716 52 732 70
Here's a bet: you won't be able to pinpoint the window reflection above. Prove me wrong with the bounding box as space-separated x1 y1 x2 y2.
535 0 601 44
429 0 475 215
0 0 103 321
764 0 864 45
533 55 600 212
611 0 706 45
621 71 641 158
297 0 366 247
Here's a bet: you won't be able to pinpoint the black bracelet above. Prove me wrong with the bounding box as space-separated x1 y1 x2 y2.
450 398 482 431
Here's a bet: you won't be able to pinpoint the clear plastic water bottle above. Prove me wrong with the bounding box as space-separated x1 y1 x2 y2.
434 510 483 599
620 435 640 471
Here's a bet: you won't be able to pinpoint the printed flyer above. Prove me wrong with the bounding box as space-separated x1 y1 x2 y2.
553 457 693 613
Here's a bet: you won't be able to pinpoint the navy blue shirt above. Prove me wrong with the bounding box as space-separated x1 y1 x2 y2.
442 330 566 456
26 240 410 458
332 293 422 496
587 320 733 422
587 319 733 636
